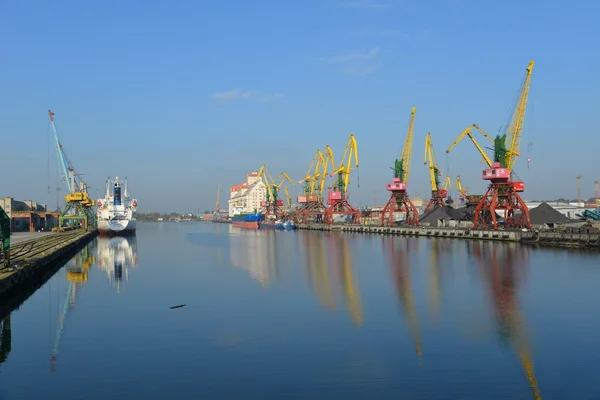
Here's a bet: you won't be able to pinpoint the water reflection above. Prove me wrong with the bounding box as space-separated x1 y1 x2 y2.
0 314 10 366
471 241 542 400
327 234 363 326
97 236 138 291
382 236 422 359
296 231 363 326
299 231 335 311
228 226 278 287
52 245 96 371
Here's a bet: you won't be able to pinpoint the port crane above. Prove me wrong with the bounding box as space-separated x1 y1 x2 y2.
295 148 334 223
382 107 419 226
48 110 96 230
325 135 360 225
445 61 534 230
424 132 450 212
257 165 296 219
284 187 292 209
456 176 468 204
213 184 221 215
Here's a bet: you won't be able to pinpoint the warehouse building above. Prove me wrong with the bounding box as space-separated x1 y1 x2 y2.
0 197 59 232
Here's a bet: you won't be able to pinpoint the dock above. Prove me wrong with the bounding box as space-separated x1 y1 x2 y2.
0 229 98 296
295 223 600 249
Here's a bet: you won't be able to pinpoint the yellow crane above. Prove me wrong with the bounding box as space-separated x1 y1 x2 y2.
456 175 468 204
382 106 419 226
257 164 277 203
48 110 96 231
446 124 494 167
325 135 360 224
445 61 534 230
295 146 336 224
257 165 285 218
298 149 325 203
284 187 292 209
424 132 449 212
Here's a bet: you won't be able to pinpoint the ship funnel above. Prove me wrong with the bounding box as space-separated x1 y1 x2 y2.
114 182 122 206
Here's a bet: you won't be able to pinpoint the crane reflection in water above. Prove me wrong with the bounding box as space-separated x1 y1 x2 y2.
382 236 423 361
97 235 138 292
51 244 96 371
296 231 363 326
470 241 543 400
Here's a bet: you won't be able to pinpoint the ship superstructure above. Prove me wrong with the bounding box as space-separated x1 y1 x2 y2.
96 176 137 234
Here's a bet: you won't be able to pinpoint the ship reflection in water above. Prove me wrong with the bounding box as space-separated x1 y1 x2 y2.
97 235 138 291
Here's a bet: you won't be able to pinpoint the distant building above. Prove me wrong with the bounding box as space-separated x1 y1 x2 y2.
0 196 58 232
228 171 267 216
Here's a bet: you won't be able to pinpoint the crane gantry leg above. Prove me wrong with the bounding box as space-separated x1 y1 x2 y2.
294 198 327 224
324 193 361 225
423 195 447 214
381 179 419 226
474 179 531 230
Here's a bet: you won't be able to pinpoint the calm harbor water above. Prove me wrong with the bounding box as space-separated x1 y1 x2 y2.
1 222 599 399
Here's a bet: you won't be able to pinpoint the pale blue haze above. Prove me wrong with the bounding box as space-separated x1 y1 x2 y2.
1 0 598 212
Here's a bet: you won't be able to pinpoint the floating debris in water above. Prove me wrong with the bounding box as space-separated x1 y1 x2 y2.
170 304 186 309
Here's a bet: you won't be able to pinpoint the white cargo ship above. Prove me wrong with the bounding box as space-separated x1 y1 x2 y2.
96 176 137 235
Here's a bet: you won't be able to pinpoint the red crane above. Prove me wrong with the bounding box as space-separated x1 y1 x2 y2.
446 61 534 230
381 107 419 226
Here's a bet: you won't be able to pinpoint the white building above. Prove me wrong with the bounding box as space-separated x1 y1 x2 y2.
228 171 267 216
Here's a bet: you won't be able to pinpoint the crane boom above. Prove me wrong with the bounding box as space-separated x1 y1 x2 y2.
330 135 359 194
424 132 441 192
49 110 78 194
506 60 534 172
445 124 494 167
319 145 335 198
398 107 416 183
298 150 325 196
256 165 276 202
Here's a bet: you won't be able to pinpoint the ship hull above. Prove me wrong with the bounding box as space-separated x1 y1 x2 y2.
98 219 137 235
260 222 285 230
232 221 259 229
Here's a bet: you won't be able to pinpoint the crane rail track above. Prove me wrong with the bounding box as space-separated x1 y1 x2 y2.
0 231 89 265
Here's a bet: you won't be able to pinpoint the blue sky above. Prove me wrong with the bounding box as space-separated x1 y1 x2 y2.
1 0 598 212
